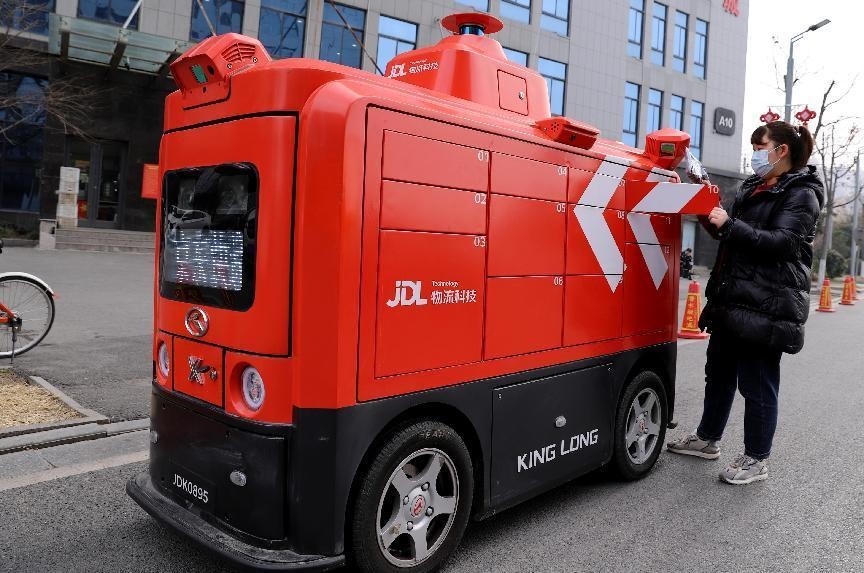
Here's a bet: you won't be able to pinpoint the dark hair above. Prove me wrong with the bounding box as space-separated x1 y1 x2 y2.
750 121 814 171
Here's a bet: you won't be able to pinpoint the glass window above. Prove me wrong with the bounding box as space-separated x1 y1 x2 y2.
319 2 365 68
627 0 644 59
455 0 489 10
647 88 662 134
1 0 55 35
0 73 47 213
501 0 530 24
650 3 666 66
672 10 688 73
538 57 566 116
160 164 259 310
503 47 528 66
191 0 244 42
376 16 417 74
78 0 138 28
622 82 640 147
669 94 684 130
259 0 306 59
694 18 708 79
690 100 704 160
541 0 568 35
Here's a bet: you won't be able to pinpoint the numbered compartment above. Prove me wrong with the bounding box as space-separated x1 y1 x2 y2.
484 276 564 359
488 194 566 276
380 180 487 234
568 165 626 209
622 242 675 337
566 204 625 275
625 212 677 245
382 131 488 191
491 153 567 201
563 275 623 345
376 231 486 377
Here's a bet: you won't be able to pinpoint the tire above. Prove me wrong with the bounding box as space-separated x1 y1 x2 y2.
0 275 55 359
350 420 474 573
611 370 668 480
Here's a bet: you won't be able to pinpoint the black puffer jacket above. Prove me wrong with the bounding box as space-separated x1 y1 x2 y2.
700 165 825 353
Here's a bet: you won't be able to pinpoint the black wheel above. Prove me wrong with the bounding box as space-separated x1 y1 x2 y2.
350 420 474 573
611 370 668 480
0 275 55 358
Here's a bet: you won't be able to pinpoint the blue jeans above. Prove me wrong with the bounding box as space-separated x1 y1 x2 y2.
696 331 782 459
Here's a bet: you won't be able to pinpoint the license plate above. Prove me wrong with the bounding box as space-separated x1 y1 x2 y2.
167 463 214 509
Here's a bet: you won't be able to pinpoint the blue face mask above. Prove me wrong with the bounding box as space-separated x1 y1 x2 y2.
751 145 782 178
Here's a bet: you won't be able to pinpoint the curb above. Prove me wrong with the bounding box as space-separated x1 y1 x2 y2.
0 418 150 455
0 372 150 454
0 374 108 441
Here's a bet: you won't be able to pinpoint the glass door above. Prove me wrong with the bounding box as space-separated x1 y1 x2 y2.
65 138 126 228
94 141 123 226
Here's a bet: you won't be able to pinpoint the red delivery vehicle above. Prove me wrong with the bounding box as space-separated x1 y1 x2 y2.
127 12 718 572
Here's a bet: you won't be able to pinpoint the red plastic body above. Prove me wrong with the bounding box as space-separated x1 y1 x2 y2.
153 28 715 423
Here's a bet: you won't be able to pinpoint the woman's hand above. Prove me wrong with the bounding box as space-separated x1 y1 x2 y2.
708 206 729 229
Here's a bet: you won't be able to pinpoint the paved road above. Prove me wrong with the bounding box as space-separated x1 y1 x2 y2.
0 247 153 421
0 287 861 571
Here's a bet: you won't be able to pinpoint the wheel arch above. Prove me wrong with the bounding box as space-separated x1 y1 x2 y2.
344 401 486 544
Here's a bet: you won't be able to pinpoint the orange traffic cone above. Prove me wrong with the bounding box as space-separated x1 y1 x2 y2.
678 281 709 339
815 279 835 312
840 276 856 305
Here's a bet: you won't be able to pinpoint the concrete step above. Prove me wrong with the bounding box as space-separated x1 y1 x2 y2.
54 235 156 247
55 242 154 253
54 228 155 253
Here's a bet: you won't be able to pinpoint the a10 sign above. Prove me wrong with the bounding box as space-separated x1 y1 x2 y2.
714 107 736 136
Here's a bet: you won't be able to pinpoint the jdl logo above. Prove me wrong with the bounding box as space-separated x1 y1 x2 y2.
386 281 427 307
388 63 406 78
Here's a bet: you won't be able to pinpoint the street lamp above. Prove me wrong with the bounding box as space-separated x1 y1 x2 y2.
784 18 831 122
852 150 862 277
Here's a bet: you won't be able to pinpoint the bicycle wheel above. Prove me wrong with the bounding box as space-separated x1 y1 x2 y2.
0 276 55 358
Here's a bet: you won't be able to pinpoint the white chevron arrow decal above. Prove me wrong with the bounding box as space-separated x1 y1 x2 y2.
579 157 630 207
627 213 668 289
574 205 624 291
631 182 704 213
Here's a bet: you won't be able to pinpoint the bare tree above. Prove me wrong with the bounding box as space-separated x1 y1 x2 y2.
811 80 862 284
1 0 97 142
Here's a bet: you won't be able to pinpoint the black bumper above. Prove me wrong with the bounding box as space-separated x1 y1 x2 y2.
127 472 345 571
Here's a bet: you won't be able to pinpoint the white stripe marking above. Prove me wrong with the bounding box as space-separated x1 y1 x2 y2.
627 213 661 245
574 205 624 291
579 159 631 207
632 182 703 213
637 242 669 289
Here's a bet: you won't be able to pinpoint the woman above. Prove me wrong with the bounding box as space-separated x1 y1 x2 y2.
667 121 824 485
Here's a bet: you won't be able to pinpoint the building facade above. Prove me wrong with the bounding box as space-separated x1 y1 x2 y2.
1 0 749 261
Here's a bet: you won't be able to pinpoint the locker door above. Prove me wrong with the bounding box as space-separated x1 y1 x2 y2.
622 242 674 336
485 276 564 359
488 194 565 276
566 204 625 275
376 231 486 377
491 153 567 201
382 131 488 191
563 275 623 345
625 212 677 246
568 167 626 209
380 180 487 234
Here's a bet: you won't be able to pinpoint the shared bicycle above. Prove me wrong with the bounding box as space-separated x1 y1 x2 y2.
0 239 56 361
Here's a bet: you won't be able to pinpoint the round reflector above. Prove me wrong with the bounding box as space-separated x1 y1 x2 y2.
157 342 170 378
241 367 265 411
